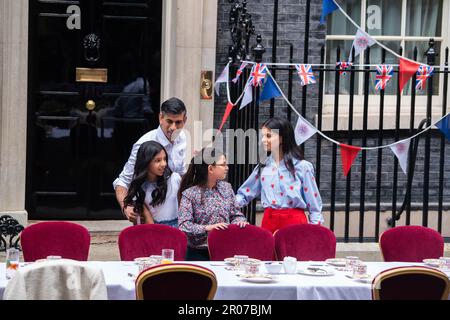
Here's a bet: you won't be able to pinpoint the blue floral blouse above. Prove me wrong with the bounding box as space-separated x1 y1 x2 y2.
236 156 324 224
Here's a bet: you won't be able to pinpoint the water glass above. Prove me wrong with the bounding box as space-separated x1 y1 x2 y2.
234 255 249 271
6 248 20 280
161 249 174 264
283 256 298 274
439 257 450 271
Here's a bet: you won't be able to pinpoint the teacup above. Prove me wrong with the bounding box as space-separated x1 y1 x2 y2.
439 257 450 271
244 260 261 275
352 264 368 279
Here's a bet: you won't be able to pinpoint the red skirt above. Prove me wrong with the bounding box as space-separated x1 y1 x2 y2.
261 208 308 234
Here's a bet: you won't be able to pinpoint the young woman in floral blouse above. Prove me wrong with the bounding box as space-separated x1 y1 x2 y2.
178 148 248 261
236 117 324 234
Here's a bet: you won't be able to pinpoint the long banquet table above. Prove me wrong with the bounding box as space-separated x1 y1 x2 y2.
0 261 448 300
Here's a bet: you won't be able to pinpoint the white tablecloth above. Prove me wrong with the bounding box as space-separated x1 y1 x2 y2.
0 261 447 300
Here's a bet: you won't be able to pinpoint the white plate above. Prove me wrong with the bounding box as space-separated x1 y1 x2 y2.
423 259 440 267
325 258 347 267
237 274 276 283
298 268 335 276
224 257 261 265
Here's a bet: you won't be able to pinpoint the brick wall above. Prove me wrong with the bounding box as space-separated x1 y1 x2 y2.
214 0 450 211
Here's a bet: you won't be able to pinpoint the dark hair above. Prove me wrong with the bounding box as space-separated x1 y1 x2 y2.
123 141 172 214
160 97 187 116
177 148 224 203
259 117 304 176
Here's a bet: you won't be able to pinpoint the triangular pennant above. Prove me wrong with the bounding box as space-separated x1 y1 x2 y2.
339 143 362 177
435 114 450 141
390 139 411 175
232 62 248 83
239 82 253 110
320 0 338 24
217 102 235 132
399 58 421 93
349 29 376 62
294 116 318 145
259 76 282 102
215 63 229 96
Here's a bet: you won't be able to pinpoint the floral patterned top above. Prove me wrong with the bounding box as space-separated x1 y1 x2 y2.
178 180 247 249
236 156 324 224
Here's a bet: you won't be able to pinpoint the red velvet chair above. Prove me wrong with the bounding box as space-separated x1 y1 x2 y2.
274 224 336 261
20 221 90 262
135 263 217 300
379 225 444 262
372 266 450 300
118 224 187 261
207 224 275 261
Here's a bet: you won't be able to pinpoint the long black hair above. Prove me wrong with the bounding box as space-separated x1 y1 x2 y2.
123 141 172 214
259 117 304 176
177 147 224 203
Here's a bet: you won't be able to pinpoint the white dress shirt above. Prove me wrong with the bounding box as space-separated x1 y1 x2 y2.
113 126 187 190
142 172 181 222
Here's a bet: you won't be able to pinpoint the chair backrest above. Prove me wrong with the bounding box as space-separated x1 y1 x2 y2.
274 224 336 261
372 266 450 300
135 263 217 300
3 259 107 300
207 224 275 261
20 221 90 262
118 224 187 261
379 225 444 262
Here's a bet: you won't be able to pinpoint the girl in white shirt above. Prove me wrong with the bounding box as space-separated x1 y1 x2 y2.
123 141 181 227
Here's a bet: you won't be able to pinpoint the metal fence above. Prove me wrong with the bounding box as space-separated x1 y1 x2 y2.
225 38 449 242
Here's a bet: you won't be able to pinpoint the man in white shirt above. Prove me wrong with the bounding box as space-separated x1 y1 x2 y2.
113 97 187 223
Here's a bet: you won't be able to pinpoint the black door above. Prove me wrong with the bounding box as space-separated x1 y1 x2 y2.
27 0 162 219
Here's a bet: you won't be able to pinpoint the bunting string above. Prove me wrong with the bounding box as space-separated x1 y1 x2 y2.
220 64 450 151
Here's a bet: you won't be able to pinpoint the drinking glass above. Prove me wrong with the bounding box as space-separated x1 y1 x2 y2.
161 249 174 264
283 256 298 274
6 248 20 280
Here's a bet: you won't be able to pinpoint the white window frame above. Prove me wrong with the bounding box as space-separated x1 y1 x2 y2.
321 0 450 131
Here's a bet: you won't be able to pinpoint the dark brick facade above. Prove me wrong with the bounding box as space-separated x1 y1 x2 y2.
214 0 450 211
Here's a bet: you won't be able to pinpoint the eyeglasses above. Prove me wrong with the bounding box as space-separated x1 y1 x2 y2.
214 163 228 167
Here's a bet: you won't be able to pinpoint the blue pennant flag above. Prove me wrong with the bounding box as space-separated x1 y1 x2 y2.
436 114 450 141
320 0 338 24
259 76 282 102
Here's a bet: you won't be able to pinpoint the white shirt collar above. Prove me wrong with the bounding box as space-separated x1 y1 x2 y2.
156 126 171 147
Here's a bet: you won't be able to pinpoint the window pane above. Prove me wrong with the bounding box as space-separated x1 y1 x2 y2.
406 0 442 36
366 0 401 36
369 41 401 95
327 0 361 35
325 40 360 95
403 41 440 95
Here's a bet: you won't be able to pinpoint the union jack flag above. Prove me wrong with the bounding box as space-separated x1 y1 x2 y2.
375 65 393 91
232 62 248 83
415 65 434 90
336 61 353 75
295 64 316 86
249 63 267 87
